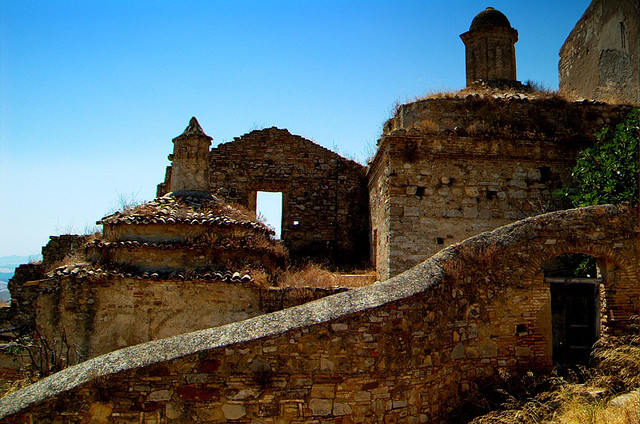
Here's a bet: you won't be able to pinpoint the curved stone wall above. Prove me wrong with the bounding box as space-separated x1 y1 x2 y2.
0 205 636 422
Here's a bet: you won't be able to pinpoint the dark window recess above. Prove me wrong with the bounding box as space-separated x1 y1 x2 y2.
486 190 498 199
229 188 237 196
539 166 552 183
515 324 527 335
415 186 425 197
436 237 444 245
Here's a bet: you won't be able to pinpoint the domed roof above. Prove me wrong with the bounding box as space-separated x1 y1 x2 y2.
469 7 512 31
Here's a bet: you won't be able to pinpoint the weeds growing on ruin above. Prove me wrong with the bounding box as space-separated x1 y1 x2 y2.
3 325 81 380
278 263 339 288
464 317 640 424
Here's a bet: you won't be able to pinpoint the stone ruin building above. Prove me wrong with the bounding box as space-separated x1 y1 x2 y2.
559 0 639 104
157 125 369 268
0 3 638 423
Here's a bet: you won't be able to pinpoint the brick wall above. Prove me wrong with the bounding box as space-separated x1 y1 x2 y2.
2 205 636 423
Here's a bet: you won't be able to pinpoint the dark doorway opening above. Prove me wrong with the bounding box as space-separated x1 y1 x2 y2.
543 254 601 368
548 278 600 366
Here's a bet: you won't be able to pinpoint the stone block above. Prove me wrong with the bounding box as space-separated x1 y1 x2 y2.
222 403 247 420
451 343 465 360
148 390 171 402
309 398 333 416
333 403 353 416
311 384 336 398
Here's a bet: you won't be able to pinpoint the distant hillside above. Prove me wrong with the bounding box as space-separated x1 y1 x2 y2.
0 255 30 268
0 255 32 296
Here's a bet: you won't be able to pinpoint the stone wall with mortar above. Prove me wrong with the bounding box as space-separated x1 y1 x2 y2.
367 141 392 274
460 26 518 86
87 243 283 274
31 274 345 360
6 235 87 329
1 205 636 423
370 97 633 279
559 0 639 104
160 127 370 268
383 96 633 138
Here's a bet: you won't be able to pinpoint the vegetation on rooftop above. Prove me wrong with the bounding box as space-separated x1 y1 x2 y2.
416 80 563 102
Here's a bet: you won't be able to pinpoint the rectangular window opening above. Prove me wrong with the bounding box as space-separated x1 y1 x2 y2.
256 191 283 239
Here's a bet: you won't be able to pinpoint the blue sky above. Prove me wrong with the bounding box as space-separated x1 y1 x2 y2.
0 0 591 256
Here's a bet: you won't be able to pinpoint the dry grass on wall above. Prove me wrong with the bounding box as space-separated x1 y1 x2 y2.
277 263 339 288
466 319 640 424
277 263 377 289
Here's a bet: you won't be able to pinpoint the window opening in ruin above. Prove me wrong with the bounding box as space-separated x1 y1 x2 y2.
542 253 601 369
538 166 551 183
436 237 444 245
415 186 425 197
256 191 283 239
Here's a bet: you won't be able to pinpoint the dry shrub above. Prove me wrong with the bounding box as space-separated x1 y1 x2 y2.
468 320 640 424
553 394 639 424
278 263 339 288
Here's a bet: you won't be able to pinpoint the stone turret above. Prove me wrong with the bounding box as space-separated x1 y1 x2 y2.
168 117 212 195
460 7 518 86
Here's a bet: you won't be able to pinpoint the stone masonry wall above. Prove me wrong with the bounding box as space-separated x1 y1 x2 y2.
207 128 369 267
1 205 636 423
384 96 633 138
370 97 633 279
559 0 639 104
6 235 87 329
370 134 576 279
367 141 391 275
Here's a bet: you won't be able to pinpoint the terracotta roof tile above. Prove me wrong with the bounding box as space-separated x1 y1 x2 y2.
97 195 273 235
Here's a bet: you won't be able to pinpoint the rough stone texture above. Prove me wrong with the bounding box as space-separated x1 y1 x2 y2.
168 117 212 193
30 273 345 360
460 8 518 85
383 95 633 139
0 205 636 423
372 96 632 279
159 127 370 268
559 0 639 104
5 235 87 329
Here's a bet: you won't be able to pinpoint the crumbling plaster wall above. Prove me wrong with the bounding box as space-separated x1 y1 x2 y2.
559 0 639 104
33 275 345 360
6 235 87 329
2 205 636 423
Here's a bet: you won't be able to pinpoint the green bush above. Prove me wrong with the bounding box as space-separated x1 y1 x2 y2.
564 110 639 207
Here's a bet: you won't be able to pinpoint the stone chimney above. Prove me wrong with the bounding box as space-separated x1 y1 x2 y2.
168 117 212 194
460 7 518 86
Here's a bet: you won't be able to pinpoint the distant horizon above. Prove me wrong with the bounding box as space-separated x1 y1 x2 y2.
0 1 592 256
